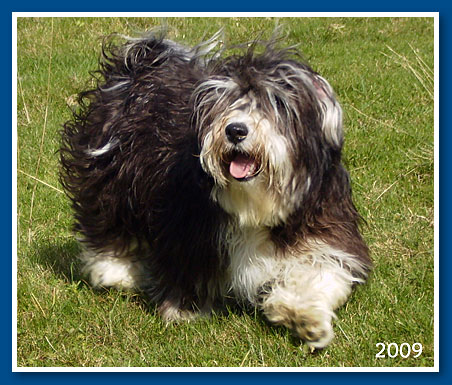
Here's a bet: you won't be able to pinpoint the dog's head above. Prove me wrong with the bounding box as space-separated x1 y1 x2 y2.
193 40 343 227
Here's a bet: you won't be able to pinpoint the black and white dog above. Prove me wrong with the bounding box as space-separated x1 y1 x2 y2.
61 31 371 349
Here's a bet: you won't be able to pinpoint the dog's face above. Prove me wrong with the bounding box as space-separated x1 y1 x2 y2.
194 50 343 227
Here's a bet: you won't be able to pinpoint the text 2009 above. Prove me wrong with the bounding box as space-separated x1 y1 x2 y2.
375 343 423 358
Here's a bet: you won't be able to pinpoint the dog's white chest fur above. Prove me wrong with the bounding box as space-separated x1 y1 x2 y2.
225 225 279 303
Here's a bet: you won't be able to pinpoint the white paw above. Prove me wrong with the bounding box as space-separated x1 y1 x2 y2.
82 255 137 289
263 302 334 349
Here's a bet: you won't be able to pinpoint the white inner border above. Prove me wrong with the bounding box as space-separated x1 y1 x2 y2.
12 12 439 373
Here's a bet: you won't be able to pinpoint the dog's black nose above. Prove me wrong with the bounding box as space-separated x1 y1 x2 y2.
225 123 248 144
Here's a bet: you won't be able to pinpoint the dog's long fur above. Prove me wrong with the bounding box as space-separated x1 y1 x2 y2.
60 31 371 348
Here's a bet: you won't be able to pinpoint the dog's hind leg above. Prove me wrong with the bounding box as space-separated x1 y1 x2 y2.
80 247 149 291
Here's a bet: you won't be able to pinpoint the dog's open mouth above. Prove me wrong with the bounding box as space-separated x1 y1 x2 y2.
226 151 260 182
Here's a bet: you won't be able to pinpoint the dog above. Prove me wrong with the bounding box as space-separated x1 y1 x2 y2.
60 30 371 349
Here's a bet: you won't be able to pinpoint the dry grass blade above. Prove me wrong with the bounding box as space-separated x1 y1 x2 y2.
374 180 398 203
30 292 46 318
405 144 434 169
18 169 64 194
382 45 434 99
345 101 396 129
240 349 251 367
408 43 434 83
27 18 54 245
18 74 31 124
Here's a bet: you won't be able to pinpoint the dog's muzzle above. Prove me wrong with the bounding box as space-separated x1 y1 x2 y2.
224 123 260 182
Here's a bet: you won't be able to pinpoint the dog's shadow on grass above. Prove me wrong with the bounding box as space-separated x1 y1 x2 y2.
33 238 85 285
213 298 307 346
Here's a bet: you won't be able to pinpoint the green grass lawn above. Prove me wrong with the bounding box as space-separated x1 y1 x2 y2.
16 16 435 368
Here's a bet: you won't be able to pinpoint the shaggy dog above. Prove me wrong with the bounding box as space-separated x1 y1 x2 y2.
60 31 371 349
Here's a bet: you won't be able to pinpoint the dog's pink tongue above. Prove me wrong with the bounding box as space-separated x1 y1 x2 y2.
229 153 254 179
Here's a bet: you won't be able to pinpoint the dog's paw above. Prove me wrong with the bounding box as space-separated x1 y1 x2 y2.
158 299 199 322
264 302 334 349
158 297 214 323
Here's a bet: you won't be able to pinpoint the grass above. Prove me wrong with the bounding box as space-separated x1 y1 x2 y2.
16 16 435 368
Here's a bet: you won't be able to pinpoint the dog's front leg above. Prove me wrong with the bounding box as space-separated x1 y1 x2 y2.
260 260 355 349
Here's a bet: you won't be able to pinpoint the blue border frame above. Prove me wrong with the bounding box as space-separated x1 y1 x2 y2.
8 2 447 383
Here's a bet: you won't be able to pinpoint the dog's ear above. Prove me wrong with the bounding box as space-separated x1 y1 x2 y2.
310 74 343 149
